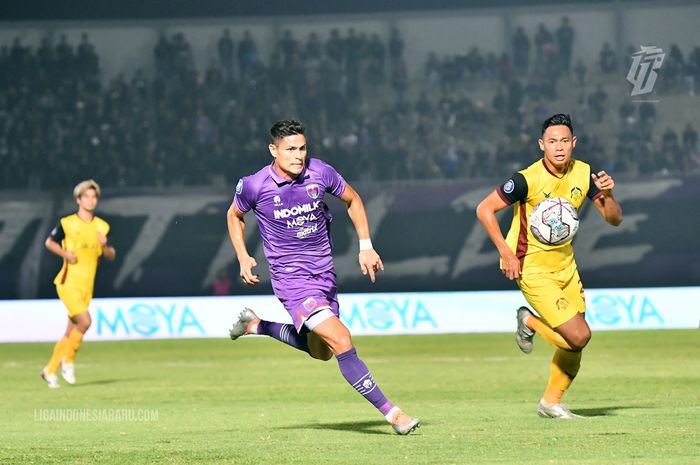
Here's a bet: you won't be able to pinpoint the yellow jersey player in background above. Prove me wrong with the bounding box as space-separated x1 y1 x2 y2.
476 114 622 418
41 179 116 388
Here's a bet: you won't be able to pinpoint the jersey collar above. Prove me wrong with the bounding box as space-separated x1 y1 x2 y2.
267 161 308 186
541 158 573 178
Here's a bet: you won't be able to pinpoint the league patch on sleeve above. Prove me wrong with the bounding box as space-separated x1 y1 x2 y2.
503 179 515 194
235 179 243 195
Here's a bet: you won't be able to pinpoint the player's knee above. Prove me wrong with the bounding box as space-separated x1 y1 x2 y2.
327 333 353 355
569 328 591 351
77 320 91 333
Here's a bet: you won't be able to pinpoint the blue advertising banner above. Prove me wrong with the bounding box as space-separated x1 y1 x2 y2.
1 287 697 342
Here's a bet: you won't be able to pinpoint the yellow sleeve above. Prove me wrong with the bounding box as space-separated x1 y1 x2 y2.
96 217 111 237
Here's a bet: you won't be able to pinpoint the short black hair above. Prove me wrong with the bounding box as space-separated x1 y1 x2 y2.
541 113 573 136
270 119 305 144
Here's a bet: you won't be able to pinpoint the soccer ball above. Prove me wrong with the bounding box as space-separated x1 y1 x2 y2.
529 197 579 246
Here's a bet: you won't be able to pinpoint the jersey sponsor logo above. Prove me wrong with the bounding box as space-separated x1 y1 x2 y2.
273 195 283 207
273 201 321 219
235 179 243 195
286 213 318 228
306 183 320 199
296 224 318 239
503 179 515 194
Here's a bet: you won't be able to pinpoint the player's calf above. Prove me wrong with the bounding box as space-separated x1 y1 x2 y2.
308 333 333 361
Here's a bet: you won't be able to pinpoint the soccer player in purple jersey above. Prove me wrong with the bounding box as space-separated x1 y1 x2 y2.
226 119 420 435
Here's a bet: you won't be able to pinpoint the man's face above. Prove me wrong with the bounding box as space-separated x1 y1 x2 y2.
269 133 307 179
76 188 99 212
538 124 576 173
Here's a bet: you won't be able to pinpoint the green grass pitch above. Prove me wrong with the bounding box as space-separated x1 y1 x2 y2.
1 330 698 464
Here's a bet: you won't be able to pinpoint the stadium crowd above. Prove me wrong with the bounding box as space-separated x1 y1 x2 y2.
1 20 699 189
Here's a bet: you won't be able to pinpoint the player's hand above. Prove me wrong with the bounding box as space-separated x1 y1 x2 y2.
359 249 384 283
239 256 260 286
591 171 615 195
501 252 520 281
64 250 77 264
97 234 116 260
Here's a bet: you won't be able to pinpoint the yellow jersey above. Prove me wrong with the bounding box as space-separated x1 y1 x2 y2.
50 214 110 292
496 158 603 275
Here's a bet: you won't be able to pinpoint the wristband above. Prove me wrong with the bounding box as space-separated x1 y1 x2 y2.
359 239 373 251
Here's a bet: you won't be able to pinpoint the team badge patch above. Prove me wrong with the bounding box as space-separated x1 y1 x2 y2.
556 298 569 312
306 183 320 199
570 187 582 203
503 179 515 194
302 297 318 312
235 179 243 195
273 195 283 206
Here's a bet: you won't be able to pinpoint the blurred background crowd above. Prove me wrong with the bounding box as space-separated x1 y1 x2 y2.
1 16 700 189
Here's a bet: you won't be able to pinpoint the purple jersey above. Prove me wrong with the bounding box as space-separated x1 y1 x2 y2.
234 157 346 279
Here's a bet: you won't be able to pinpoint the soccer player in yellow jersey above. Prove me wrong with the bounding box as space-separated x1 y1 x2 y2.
41 179 116 388
476 114 622 418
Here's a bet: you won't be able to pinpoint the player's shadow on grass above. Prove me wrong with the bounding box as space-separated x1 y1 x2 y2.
278 420 398 435
72 378 144 387
573 405 645 417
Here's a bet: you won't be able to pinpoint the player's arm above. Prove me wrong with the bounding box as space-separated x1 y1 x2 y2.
97 234 116 261
476 191 520 280
44 222 77 264
590 171 623 226
338 183 384 283
226 199 259 285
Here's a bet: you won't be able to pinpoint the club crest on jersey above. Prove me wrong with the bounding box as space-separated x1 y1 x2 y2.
570 187 582 203
235 179 243 195
302 297 318 312
556 298 569 312
306 183 320 199
273 195 283 207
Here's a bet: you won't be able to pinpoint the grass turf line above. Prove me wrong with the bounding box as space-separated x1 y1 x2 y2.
1 330 699 464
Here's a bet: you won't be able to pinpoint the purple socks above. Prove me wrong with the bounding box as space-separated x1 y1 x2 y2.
256 324 395 416
336 348 394 416
257 321 310 354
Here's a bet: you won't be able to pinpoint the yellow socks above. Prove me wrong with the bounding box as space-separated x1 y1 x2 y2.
63 329 84 364
524 313 582 405
45 329 85 375
46 337 69 374
543 349 582 404
525 313 572 351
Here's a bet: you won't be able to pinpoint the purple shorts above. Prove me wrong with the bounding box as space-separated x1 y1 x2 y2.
271 269 340 332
